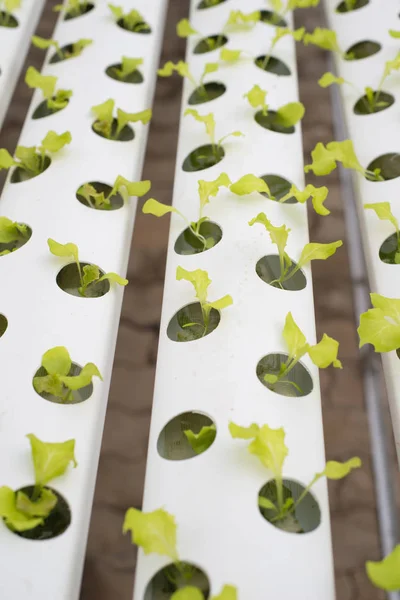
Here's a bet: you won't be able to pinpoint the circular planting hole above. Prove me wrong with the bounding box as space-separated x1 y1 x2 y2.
198 0 226 8
10 155 51 183
157 411 216 460
174 221 222 255
105 63 144 84
255 55 291 76
255 110 295 134
188 82 226 105
92 118 134 142
7 486 71 540
0 224 32 256
64 2 94 20
49 44 77 64
379 233 400 264
0 11 18 27
366 153 400 182
256 255 306 291
193 34 228 55
0 314 7 337
258 479 321 534
32 98 69 120
182 144 224 172
256 352 313 397
344 40 381 61
76 181 124 211
167 302 220 342
259 9 287 27
353 91 394 115
336 0 369 13
144 562 210 600
260 174 297 203
33 362 94 404
56 262 110 298
117 18 151 34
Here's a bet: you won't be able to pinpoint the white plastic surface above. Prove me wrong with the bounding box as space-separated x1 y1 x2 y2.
134 1 335 598
0 0 47 128
0 0 168 598
324 0 400 463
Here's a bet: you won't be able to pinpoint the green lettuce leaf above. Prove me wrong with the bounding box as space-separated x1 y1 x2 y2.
123 507 179 560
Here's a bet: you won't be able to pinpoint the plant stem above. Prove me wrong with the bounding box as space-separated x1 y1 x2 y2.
31 484 42 502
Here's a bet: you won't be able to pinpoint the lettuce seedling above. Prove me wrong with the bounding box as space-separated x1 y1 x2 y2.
184 108 243 156
249 212 342 288
303 27 344 56
262 312 342 393
32 35 92 61
108 4 150 32
269 0 320 16
0 434 76 532
260 26 305 71
0 130 71 179
91 98 151 140
244 84 305 127
47 238 128 296
172 586 237 600
389 30 400 39
33 346 102 402
25 66 72 112
109 56 143 81
366 545 400 591
184 424 216 454
364 202 400 263
78 176 150 210
358 293 400 352
305 139 383 181
54 0 91 18
158 61 219 99
142 173 231 249
176 266 233 336
0 217 30 256
229 420 360 532
0 0 20 26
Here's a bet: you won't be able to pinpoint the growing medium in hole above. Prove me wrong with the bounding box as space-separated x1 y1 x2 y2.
142 173 230 251
305 139 383 181
358 293 400 352
25 66 72 115
364 202 400 264
33 346 102 403
0 131 71 181
366 545 400 591
0 217 31 256
185 108 243 157
108 4 150 33
0 0 19 27
91 98 151 140
54 0 92 18
78 176 150 210
229 420 361 533
244 84 305 131
32 35 92 61
158 60 221 103
0 434 76 535
107 56 143 82
47 238 128 297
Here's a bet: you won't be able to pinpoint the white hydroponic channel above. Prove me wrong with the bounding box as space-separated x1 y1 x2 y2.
0 0 47 128
134 1 335 598
324 0 400 463
0 0 168 598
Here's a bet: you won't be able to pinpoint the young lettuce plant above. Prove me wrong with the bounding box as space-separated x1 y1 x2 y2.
33 346 102 403
0 434 76 534
108 56 143 82
0 0 20 27
258 26 305 71
108 4 150 33
184 424 217 455
364 202 400 264
303 27 345 57
158 60 219 101
0 130 71 180
358 294 400 353
91 99 151 140
32 35 92 61
184 108 243 158
25 67 72 113
54 0 92 18
249 212 342 289
268 0 320 17
229 421 361 533
305 139 383 181
78 176 150 210
142 173 231 250
47 238 128 297
244 85 305 131
171 586 237 600
366 546 400 592
0 217 31 256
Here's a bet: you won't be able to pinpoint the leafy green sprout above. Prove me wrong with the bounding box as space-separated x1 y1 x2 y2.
263 312 342 394
176 266 233 337
158 60 219 99
32 36 92 61
364 202 400 263
184 108 243 157
249 212 342 289
47 238 128 297
0 218 30 256
142 173 231 250
0 0 20 26
54 0 91 18
305 139 383 181
78 176 150 210
260 26 305 71
109 56 143 81
366 545 400 591
303 27 344 56
0 434 77 532
0 130 71 178
33 346 102 403
243 84 305 126
108 4 149 32
184 424 216 455
269 0 320 17
25 66 72 112
91 98 152 140
229 420 360 533
358 293 400 353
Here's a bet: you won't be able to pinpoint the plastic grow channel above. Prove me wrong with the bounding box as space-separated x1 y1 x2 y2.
324 0 400 464
0 0 168 598
134 1 336 598
0 0 47 128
